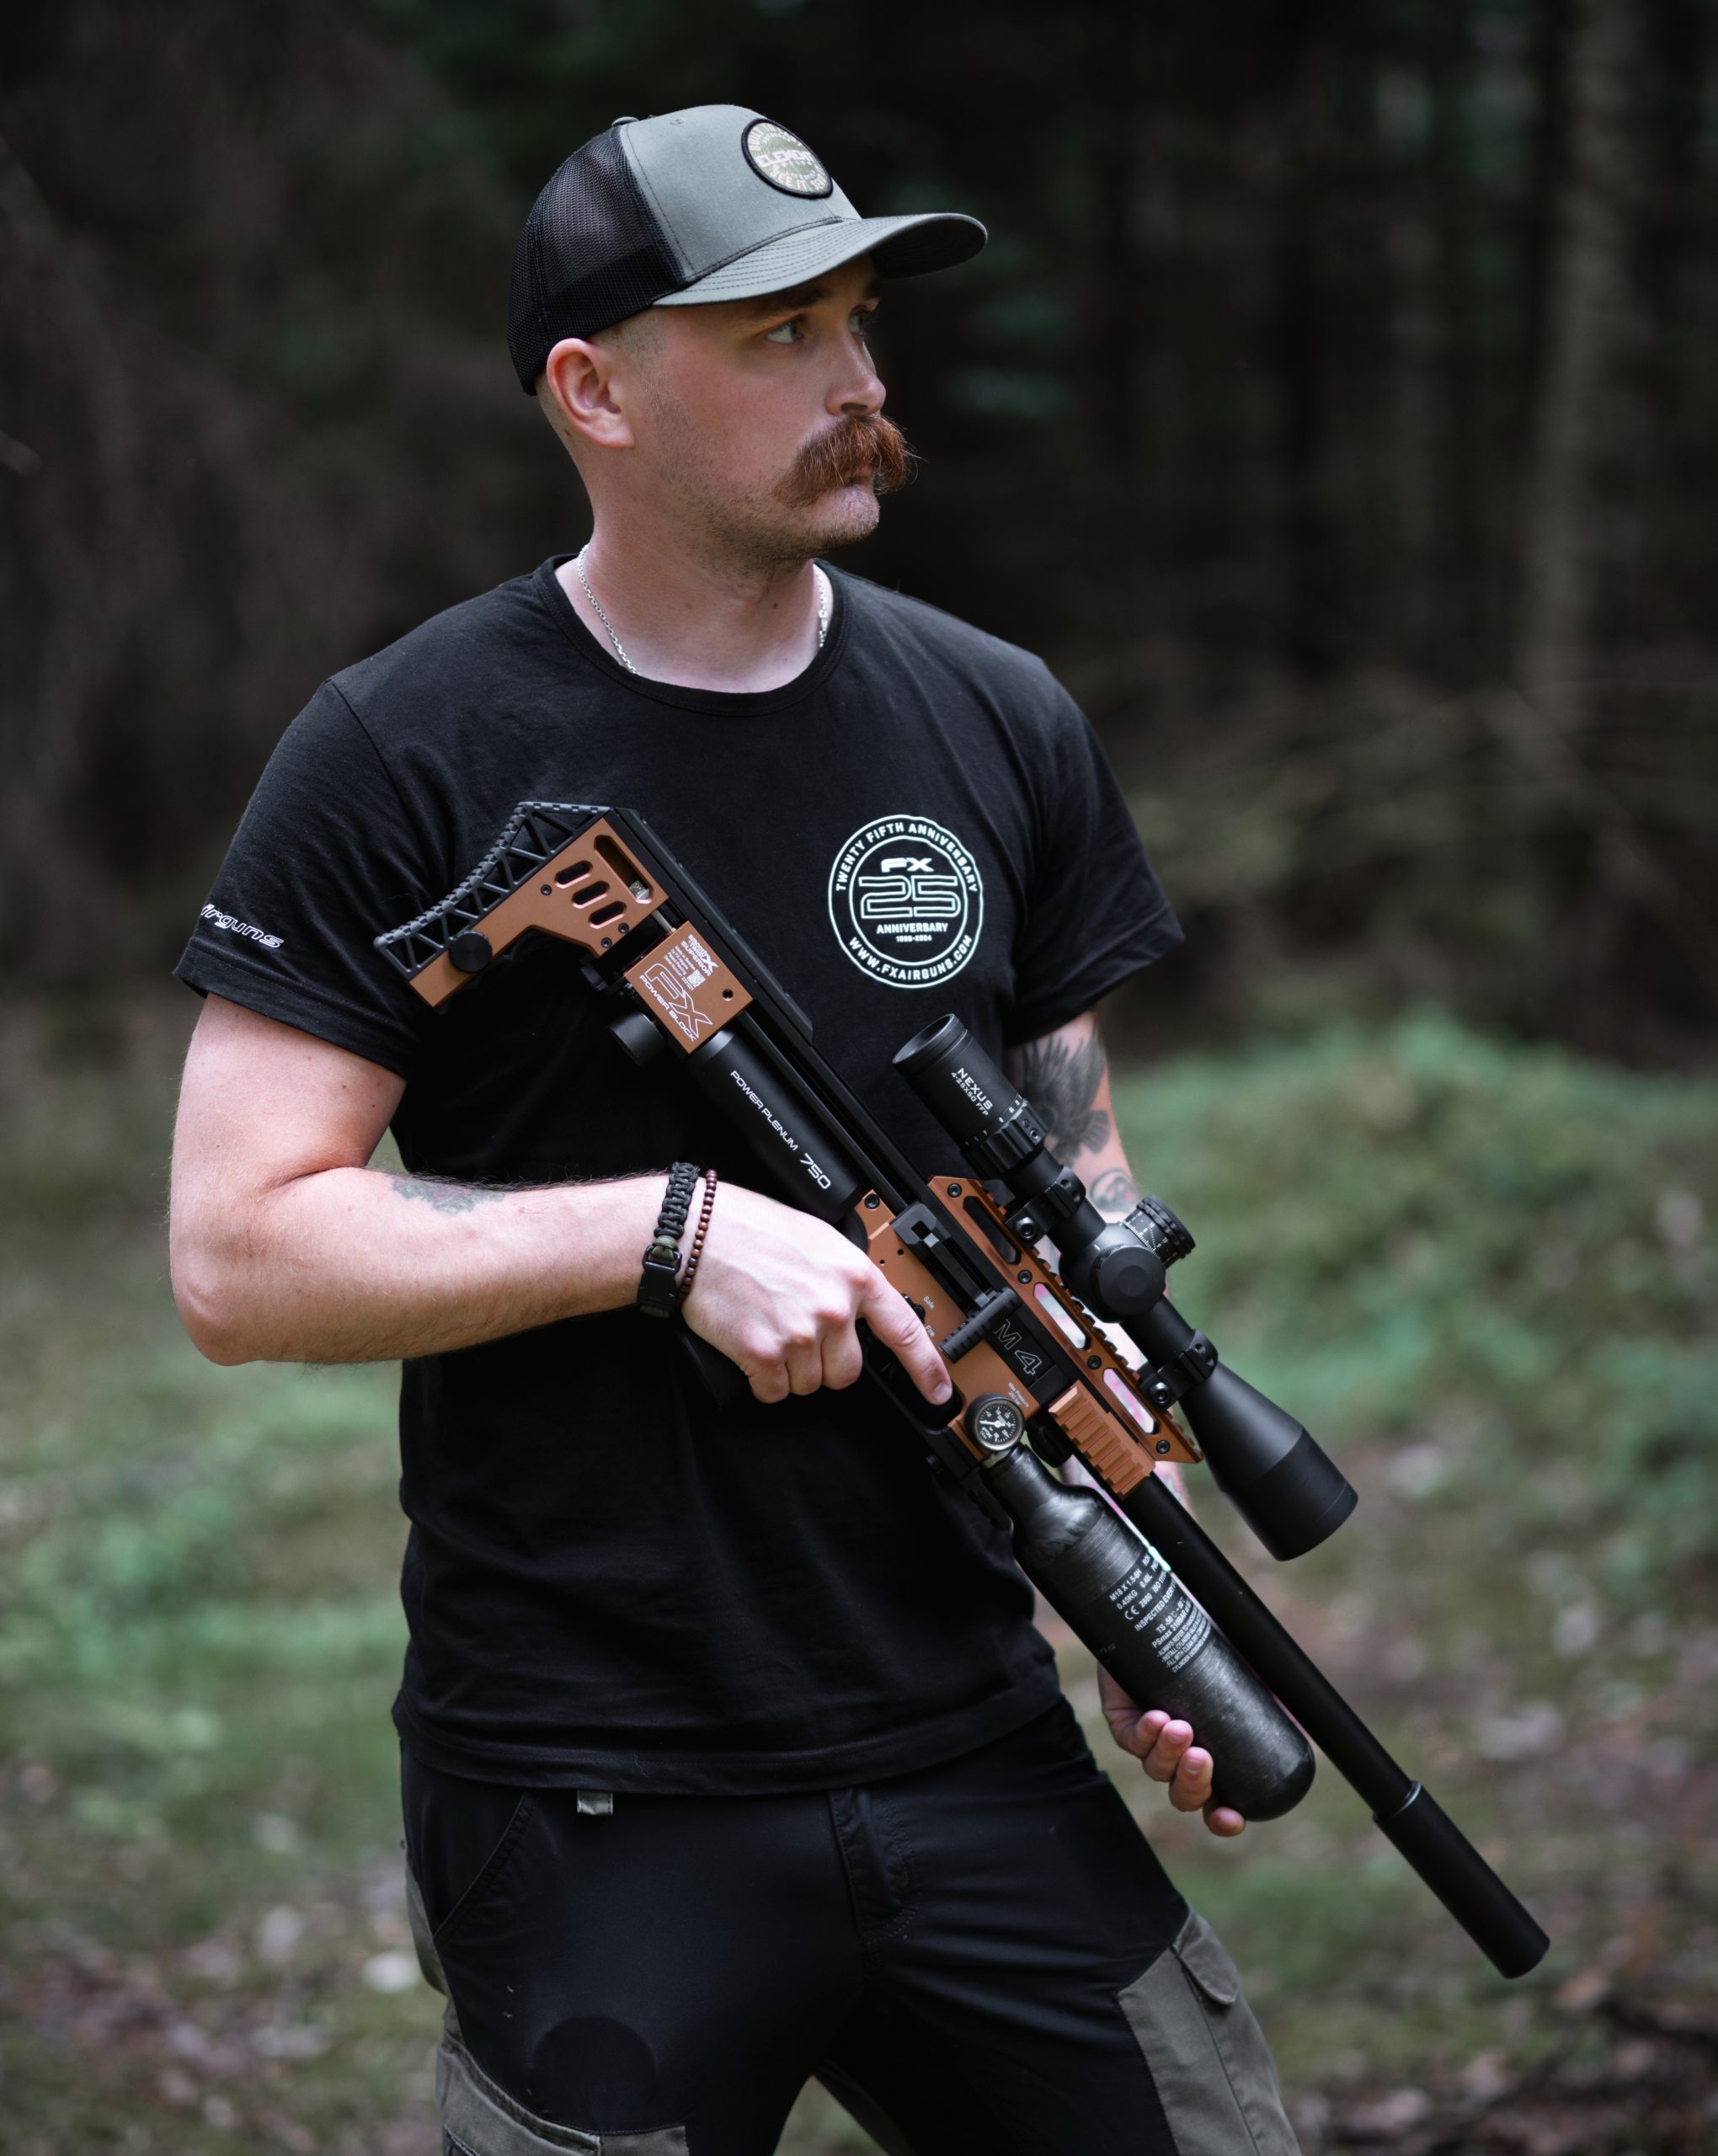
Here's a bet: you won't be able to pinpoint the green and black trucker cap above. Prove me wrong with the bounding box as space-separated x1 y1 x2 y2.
507 105 987 392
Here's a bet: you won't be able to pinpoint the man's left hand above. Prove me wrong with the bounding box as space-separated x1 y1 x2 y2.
1097 1666 1247 1838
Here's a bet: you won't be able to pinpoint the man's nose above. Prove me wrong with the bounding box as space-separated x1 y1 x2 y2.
834 340 885 419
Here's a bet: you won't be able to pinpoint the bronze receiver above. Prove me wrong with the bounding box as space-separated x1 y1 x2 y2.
376 800 1549 1979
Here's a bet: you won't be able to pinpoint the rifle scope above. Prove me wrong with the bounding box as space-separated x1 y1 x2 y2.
894 1016 1358 1561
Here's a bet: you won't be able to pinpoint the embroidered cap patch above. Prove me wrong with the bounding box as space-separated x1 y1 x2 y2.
743 119 835 199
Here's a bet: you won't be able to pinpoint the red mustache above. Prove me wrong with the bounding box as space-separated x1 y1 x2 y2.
780 414 916 508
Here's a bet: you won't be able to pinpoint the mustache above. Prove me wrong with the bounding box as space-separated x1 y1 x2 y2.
779 414 917 508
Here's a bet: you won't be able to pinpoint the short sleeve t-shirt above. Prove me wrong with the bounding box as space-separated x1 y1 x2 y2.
175 558 1182 1794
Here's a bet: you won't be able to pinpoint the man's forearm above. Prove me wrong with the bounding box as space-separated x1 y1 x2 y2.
174 1166 668 1365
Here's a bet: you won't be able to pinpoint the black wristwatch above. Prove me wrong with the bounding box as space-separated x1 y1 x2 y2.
638 1161 701 1319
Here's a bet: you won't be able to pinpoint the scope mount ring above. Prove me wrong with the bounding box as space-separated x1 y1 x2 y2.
1141 1330 1219 1413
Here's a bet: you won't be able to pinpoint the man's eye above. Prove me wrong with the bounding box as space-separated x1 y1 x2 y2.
851 311 878 336
764 319 802 345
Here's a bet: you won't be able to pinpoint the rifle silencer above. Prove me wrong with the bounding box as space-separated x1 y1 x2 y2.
983 1443 1315 1821
1372 1782 1551 1981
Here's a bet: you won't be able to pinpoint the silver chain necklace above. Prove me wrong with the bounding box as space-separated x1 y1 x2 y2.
574 547 828 675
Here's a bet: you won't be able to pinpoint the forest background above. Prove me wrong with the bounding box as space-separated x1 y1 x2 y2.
2 1 1715 2152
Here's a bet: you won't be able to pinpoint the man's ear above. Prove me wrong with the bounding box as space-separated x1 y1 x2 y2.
539 338 637 454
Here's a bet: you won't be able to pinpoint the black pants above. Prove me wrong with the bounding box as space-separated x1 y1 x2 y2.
402 1700 1298 2156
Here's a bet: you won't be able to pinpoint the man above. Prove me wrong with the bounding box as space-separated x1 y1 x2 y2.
170 106 1298 2156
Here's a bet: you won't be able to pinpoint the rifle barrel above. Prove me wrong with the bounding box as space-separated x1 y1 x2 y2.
1121 1475 1550 1978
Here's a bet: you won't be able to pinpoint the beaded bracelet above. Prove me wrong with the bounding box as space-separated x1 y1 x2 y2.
676 1169 718 1310
638 1161 701 1319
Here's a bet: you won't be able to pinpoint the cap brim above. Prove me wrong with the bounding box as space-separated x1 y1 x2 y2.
651 211 986 307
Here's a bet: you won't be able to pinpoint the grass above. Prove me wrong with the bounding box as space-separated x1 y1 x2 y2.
1 996 1713 2152
1102 1016 1718 2120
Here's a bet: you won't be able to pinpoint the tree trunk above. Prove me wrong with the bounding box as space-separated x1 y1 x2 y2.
1427 0 1486 675
1270 0 1338 680
1513 0 1634 728
1505 0 1718 1019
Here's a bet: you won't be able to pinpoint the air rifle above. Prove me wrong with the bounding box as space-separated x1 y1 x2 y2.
376 800 1550 1980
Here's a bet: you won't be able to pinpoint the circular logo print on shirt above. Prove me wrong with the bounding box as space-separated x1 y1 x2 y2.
827 815 985 989
743 119 835 199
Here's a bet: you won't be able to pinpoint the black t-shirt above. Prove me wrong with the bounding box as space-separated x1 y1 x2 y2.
175 558 1182 1794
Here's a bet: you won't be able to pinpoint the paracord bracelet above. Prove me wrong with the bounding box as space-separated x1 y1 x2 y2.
638 1161 701 1319
676 1169 718 1310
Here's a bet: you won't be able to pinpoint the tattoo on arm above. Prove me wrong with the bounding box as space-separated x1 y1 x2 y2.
1089 1166 1139 1219
1013 1032 1110 1159
389 1174 509 1216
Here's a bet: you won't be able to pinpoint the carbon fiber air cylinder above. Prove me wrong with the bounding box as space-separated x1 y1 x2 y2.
979 1428 1315 1821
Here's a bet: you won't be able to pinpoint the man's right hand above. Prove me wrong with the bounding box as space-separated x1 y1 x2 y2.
680 1182 952 1409
169 996 956 1393
1098 1667 1248 1838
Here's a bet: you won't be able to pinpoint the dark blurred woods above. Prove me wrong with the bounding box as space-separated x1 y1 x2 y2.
3 0 1715 1057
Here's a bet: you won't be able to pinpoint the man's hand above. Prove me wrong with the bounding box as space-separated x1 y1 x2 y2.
681 1182 952 1410
171 1000 955 1394
1097 1665 1247 1838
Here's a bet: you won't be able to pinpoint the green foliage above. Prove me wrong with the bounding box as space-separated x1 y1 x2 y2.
1 1006 1712 2146
1100 1016 1717 2091
1114 1014 1718 1593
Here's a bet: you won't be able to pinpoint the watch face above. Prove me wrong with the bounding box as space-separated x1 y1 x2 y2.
972 1396 1025 1452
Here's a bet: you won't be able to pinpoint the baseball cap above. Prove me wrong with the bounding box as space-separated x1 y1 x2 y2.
507 105 986 392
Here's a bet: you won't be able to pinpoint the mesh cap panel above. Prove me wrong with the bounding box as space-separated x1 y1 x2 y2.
507 127 680 392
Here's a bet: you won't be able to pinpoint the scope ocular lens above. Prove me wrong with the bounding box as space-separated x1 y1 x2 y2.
893 1017 1037 1151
